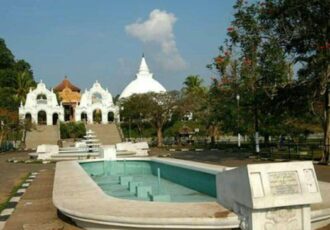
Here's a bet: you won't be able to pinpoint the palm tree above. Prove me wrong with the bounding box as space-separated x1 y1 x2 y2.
14 70 36 104
182 75 205 95
180 75 208 123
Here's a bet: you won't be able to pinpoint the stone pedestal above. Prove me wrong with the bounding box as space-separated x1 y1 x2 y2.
216 162 322 230
234 204 311 230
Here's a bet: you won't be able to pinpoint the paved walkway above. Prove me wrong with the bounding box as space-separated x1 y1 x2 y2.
170 150 330 183
0 152 53 205
3 168 80 230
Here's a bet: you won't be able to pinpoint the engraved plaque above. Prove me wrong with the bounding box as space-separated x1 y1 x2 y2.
268 171 300 195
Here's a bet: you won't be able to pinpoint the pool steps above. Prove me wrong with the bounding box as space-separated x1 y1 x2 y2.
92 170 212 203
136 186 152 199
119 176 132 186
94 174 215 202
129 181 143 193
116 175 171 201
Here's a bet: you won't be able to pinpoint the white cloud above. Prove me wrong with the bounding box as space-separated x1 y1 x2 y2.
125 9 187 71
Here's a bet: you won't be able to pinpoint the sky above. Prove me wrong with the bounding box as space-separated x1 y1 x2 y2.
0 0 237 96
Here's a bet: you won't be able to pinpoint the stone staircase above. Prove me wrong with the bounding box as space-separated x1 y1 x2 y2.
25 125 60 150
86 123 122 145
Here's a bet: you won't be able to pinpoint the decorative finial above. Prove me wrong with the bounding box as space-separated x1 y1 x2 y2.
142 53 144 58
138 55 150 74
65 75 68 79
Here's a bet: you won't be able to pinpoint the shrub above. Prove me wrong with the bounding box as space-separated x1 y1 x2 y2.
60 122 86 139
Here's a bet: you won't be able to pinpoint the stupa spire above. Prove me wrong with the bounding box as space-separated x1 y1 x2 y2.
138 55 150 75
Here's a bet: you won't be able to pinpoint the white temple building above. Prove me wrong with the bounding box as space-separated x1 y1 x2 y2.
75 81 119 124
19 80 119 125
119 55 166 99
19 56 164 125
19 81 64 125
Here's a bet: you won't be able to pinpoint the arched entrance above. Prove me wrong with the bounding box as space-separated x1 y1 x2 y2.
81 112 88 122
64 105 74 121
52 113 59 125
93 109 102 124
107 112 114 123
37 111 47 125
25 113 32 123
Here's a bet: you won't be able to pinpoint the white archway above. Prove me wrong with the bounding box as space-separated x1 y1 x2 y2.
19 81 64 125
75 81 119 124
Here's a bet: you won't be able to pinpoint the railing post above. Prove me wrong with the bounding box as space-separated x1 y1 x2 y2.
288 144 291 160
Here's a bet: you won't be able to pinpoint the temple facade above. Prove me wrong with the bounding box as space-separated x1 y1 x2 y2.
75 81 119 124
54 77 81 122
19 80 119 125
19 81 64 125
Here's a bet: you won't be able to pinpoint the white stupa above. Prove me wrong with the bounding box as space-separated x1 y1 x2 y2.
119 55 166 99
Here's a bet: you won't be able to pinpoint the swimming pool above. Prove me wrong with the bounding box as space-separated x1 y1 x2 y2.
80 160 217 202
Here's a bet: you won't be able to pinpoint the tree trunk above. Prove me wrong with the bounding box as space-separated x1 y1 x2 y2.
157 127 163 147
254 97 260 154
321 84 330 163
0 132 4 147
137 124 143 138
210 125 216 146
264 134 270 145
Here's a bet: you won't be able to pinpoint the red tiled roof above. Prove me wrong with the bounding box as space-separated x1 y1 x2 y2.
54 76 80 92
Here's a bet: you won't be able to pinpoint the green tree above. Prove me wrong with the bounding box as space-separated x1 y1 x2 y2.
0 38 36 148
120 92 179 147
120 93 151 137
179 75 207 121
182 75 206 95
208 1 293 150
0 38 15 69
260 0 330 161
0 38 36 110
15 70 36 104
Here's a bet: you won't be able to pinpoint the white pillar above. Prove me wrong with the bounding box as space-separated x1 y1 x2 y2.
59 112 65 123
115 111 120 123
32 112 37 124
46 112 52 125
75 111 80 122
87 111 93 124
101 110 107 124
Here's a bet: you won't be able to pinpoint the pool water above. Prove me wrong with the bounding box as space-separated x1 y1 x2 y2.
80 160 217 203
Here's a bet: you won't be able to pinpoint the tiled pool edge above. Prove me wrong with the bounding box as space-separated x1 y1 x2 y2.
53 159 240 229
